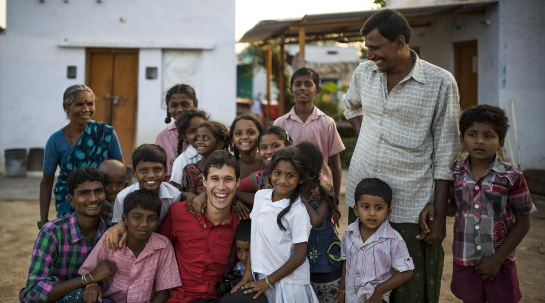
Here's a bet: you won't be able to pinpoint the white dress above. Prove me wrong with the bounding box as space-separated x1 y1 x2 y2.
250 189 319 303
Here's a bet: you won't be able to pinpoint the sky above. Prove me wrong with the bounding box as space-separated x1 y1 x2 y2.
235 0 378 42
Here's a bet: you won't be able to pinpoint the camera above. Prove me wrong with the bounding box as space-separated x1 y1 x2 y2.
215 270 243 296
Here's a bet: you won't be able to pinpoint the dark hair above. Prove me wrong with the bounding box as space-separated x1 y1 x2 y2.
354 178 393 207
203 150 241 180
258 126 293 146
267 147 310 231
164 84 198 124
67 167 104 196
132 144 167 169
361 9 412 44
176 109 209 155
296 141 341 226
290 67 320 88
199 121 230 151
229 114 264 159
123 189 162 217
459 104 510 143
235 219 251 242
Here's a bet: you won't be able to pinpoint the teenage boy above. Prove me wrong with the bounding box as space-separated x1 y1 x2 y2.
20 167 116 302
79 189 182 303
112 144 181 224
274 67 345 197
98 159 128 222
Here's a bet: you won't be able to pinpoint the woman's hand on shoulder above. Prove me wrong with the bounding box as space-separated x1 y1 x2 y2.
103 222 127 250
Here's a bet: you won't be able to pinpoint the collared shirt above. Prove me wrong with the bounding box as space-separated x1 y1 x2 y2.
274 106 345 183
112 182 181 224
155 124 188 176
343 50 461 223
452 155 536 266
19 213 109 302
341 220 414 303
158 201 240 302
170 145 202 184
250 189 313 285
79 233 182 303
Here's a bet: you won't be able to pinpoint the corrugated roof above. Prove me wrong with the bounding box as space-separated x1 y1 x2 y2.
239 0 498 44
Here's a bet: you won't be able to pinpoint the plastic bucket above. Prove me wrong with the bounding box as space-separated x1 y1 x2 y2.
27 148 45 172
4 148 27 177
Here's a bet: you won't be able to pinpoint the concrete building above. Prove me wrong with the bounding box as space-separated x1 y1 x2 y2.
0 0 236 170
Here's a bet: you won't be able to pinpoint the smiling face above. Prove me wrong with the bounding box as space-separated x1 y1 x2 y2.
203 165 239 211
64 91 95 125
354 194 390 234
195 126 221 156
290 75 321 106
236 240 250 266
133 161 165 194
364 28 403 72
259 133 287 166
461 122 502 166
168 93 195 121
68 181 105 218
103 170 127 202
232 119 260 154
270 160 302 201
122 206 159 242
184 117 206 147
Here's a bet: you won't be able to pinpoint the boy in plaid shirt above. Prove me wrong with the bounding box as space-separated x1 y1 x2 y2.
20 167 116 302
425 105 536 303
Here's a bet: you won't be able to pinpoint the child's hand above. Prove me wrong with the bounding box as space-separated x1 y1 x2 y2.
416 203 435 239
187 192 205 218
242 279 270 299
82 283 102 303
233 200 250 220
103 222 127 250
332 290 345 303
472 257 502 281
91 260 117 282
231 269 253 293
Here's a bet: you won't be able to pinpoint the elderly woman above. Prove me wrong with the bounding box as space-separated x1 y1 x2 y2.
38 84 123 229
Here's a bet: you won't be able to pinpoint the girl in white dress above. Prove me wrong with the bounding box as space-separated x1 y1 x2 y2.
239 146 319 303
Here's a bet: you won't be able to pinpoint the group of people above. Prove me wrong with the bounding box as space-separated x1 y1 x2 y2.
20 8 535 303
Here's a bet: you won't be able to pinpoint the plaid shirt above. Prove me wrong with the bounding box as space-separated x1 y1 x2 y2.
452 155 536 266
19 213 109 302
343 50 460 223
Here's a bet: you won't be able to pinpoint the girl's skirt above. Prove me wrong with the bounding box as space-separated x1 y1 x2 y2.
256 273 319 303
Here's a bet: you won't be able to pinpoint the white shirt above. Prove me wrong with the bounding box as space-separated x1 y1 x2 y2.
112 182 181 224
343 50 461 223
170 145 202 184
250 189 312 285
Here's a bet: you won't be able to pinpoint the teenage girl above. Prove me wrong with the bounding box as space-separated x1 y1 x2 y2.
155 84 198 179
239 147 319 303
235 126 293 206
181 121 229 195
229 114 263 179
170 109 209 189
296 141 342 303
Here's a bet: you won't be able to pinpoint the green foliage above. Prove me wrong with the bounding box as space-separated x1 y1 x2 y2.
374 0 386 7
340 137 358 169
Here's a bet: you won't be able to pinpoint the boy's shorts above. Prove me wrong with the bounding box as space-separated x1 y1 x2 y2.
451 259 521 303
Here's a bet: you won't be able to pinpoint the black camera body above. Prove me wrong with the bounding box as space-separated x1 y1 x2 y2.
215 271 243 296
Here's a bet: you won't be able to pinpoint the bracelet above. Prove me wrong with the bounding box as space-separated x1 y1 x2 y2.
85 282 98 289
81 274 88 286
264 275 273 289
87 272 97 284
339 289 345 295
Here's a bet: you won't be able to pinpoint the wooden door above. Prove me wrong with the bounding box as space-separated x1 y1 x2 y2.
86 49 138 166
454 40 478 109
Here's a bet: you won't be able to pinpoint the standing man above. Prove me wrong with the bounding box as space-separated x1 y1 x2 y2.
343 9 460 303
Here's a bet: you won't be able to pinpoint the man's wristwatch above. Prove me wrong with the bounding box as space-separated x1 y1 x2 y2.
37 219 49 229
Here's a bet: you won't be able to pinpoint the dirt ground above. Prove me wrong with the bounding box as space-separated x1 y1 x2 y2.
2 198 544 303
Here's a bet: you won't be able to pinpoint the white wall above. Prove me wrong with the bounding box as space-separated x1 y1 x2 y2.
0 0 236 172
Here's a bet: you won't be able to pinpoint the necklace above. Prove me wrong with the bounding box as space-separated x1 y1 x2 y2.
67 124 84 148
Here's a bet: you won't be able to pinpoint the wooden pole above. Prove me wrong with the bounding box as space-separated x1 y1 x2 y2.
266 48 272 125
298 28 305 68
278 44 285 116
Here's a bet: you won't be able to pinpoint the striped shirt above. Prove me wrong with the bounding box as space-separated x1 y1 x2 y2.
343 50 461 223
19 213 109 302
79 233 182 303
452 155 536 266
341 220 414 302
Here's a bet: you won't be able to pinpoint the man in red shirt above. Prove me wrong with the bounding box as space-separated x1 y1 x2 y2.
158 150 241 302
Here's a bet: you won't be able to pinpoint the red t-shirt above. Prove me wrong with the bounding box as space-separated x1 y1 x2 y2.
158 201 239 302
